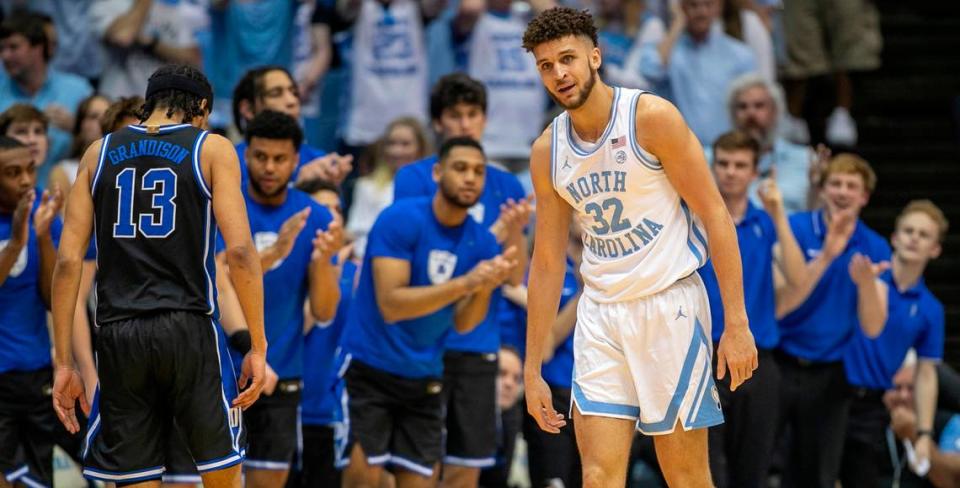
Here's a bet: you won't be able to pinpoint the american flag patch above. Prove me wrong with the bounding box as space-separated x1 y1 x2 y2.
610 136 626 149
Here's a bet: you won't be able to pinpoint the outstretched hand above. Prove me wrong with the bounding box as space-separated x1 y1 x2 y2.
235 351 266 410
525 374 566 433
716 322 758 392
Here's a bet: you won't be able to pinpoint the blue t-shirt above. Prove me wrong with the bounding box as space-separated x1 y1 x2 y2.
541 259 582 389
0 194 62 373
218 186 332 379
341 198 500 378
700 202 779 349
235 141 326 186
302 259 358 426
393 155 526 353
843 271 945 390
940 415 960 454
778 210 891 362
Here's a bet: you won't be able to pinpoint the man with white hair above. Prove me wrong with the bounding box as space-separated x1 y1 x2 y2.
721 73 816 213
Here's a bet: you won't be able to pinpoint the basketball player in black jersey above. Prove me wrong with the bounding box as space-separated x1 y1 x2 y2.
50 64 268 488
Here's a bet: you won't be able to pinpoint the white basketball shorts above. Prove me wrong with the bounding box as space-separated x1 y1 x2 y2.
571 272 723 435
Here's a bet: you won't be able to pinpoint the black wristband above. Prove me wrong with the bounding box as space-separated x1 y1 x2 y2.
228 330 252 355
918 429 934 439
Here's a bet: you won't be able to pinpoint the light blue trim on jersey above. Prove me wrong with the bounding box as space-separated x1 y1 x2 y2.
191 130 212 199
83 466 165 483
389 455 434 477
126 123 192 133
549 118 559 188
82 385 101 460
627 90 663 171
566 87 621 157
636 318 711 434
685 347 712 426
244 460 290 470
16 473 47 488
334 352 353 469
572 381 641 419
90 133 111 195
4 465 28 482
162 474 203 484
680 200 709 267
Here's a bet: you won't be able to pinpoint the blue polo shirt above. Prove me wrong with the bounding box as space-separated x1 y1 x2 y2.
235 141 326 186
541 259 582 389
340 198 501 378
393 155 526 354
844 271 944 390
302 259 359 426
778 210 891 362
218 186 333 379
0 69 93 183
700 202 779 349
0 193 62 373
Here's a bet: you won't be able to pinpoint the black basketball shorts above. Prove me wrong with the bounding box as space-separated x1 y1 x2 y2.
442 351 499 468
0 367 58 488
82 311 245 484
244 380 302 470
337 358 444 477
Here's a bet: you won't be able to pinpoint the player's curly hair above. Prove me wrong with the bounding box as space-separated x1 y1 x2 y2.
244 110 303 149
522 7 598 52
139 64 212 123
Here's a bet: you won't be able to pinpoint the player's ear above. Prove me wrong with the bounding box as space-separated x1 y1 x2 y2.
591 45 602 71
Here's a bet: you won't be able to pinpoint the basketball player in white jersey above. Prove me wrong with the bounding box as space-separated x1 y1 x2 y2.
522 8 758 487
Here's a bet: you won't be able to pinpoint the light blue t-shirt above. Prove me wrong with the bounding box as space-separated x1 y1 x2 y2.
640 22 756 146
705 137 812 213
341 198 500 378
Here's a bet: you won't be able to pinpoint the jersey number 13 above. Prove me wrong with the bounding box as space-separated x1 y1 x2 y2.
112 167 177 239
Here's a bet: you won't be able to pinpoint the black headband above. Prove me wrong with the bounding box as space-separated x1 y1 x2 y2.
145 74 213 104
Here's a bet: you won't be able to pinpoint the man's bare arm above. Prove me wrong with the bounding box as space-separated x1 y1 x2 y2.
636 95 756 389
373 257 475 323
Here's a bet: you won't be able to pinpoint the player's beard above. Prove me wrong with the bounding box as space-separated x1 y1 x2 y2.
247 167 289 199
552 67 598 111
439 177 479 209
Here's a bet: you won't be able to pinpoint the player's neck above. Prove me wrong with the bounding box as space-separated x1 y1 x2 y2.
567 83 616 143
892 255 926 291
247 181 288 207
142 111 190 127
722 193 749 222
432 193 468 227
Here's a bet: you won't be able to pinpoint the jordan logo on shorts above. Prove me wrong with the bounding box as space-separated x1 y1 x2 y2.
675 306 687 320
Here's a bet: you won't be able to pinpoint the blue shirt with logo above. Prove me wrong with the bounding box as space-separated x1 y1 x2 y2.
302 259 358 426
0 194 62 373
541 259 582 389
218 186 332 379
700 202 779 349
844 271 944 390
778 210 891 362
341 198 500 378
393 155 525 353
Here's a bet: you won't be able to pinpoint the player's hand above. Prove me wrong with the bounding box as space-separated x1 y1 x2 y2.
235 351 266 410
716 321 757 392
297 153 354 187
33 187 63 238
848 252 890 286
808 144 831 189
262 362 280 396
491 196 534 243
52 366 89 434
10 190 35 248
312 220 344 262
274 207 310 260
525 374 565 433
915 433 933 466
822 208 856 259
890 405 917 441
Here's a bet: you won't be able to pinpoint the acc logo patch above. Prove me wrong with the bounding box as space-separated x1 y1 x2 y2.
0 240 27 278
428 250 458 284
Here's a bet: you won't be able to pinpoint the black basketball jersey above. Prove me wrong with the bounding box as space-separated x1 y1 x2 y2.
91 123 218 324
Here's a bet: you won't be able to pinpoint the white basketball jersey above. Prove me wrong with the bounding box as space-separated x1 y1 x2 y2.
346 0 428 145
552 87 709 303
467 12 546 159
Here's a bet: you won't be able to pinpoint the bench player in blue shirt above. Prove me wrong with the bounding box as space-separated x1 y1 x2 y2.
339 137 516 487
774 153 891 488
0 136 65 488
393 73 529 485
840 200 948 487
220 110 342 488
699 131 807 488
